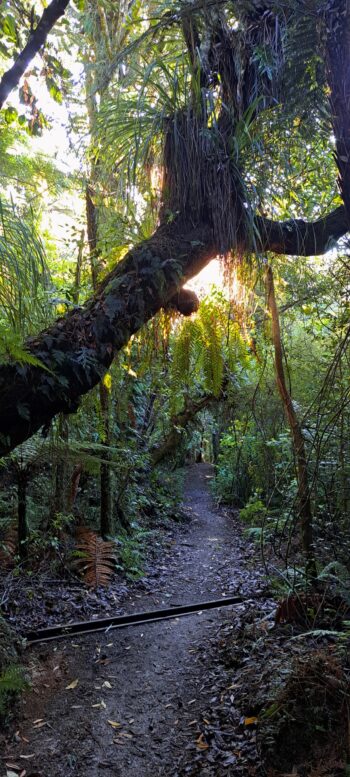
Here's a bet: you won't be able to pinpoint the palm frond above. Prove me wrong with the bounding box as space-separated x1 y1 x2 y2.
0 197 50 336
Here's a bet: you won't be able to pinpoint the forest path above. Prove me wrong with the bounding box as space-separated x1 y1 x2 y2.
3 464 265 777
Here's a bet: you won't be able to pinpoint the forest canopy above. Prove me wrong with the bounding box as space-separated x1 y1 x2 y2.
0 0 349 455
2 6 350 772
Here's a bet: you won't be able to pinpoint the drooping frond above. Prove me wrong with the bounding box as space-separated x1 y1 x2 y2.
0 197 50 335
170 317 202 408
197 301 224 396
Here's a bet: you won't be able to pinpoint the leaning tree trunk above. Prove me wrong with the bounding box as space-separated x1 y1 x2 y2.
0 220 215 456
151 395 215 465
0 208 348 459
266 266 317 579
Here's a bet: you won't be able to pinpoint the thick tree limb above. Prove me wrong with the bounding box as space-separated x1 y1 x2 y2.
0 206 348 457
0 221 215 456
0 0 71 110
255 205 348 256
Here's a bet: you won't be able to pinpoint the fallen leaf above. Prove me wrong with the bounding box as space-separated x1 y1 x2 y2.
102 681 112 689
244 716 258 726
65 679 79 690
196 734 209 750
107 720 121 728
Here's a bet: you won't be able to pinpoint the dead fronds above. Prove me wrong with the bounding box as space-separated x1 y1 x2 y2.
74 527 116 588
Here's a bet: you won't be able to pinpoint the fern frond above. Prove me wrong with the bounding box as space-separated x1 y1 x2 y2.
170 318 202 412
198 302 224 396
0 197 50 336
0 665 26 694
0 524 17 568
74 527 116 588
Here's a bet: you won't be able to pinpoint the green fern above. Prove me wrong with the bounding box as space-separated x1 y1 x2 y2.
0 665 27 716
170 318 202 411
198 302 224 397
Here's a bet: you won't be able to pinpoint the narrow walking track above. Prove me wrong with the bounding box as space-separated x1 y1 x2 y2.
2 465 266 776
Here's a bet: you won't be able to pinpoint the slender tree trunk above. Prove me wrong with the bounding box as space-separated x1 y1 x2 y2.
266 265 316 578
17 471 28 560
54 413 69 514
99 380 113 537
54 233 85 516
0 0 71 109
72 229 85 306
86 185 114 537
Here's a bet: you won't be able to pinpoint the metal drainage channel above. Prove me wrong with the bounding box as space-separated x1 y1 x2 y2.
25 593 270 645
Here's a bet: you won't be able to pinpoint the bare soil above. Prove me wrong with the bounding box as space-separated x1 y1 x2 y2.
1 464 270 776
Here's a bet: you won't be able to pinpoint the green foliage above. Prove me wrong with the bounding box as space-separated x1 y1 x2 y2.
169 292 245 414
239 497 267 525
0 197 50 336
1 0 350 616
0 665 27 719
115 530 147 579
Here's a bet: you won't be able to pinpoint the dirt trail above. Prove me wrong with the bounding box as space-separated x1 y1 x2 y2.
2 464 265 776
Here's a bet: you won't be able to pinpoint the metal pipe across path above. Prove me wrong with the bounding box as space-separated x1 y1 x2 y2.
24 592 270 644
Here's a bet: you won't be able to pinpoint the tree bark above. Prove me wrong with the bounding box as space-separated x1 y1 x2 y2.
0 208 348 457
266 265 316 579
0 0 71 109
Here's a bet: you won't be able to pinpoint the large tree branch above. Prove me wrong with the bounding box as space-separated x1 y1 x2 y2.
0 221 215 455
255 205 348 256
0 0 71 110
0 205 348 457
